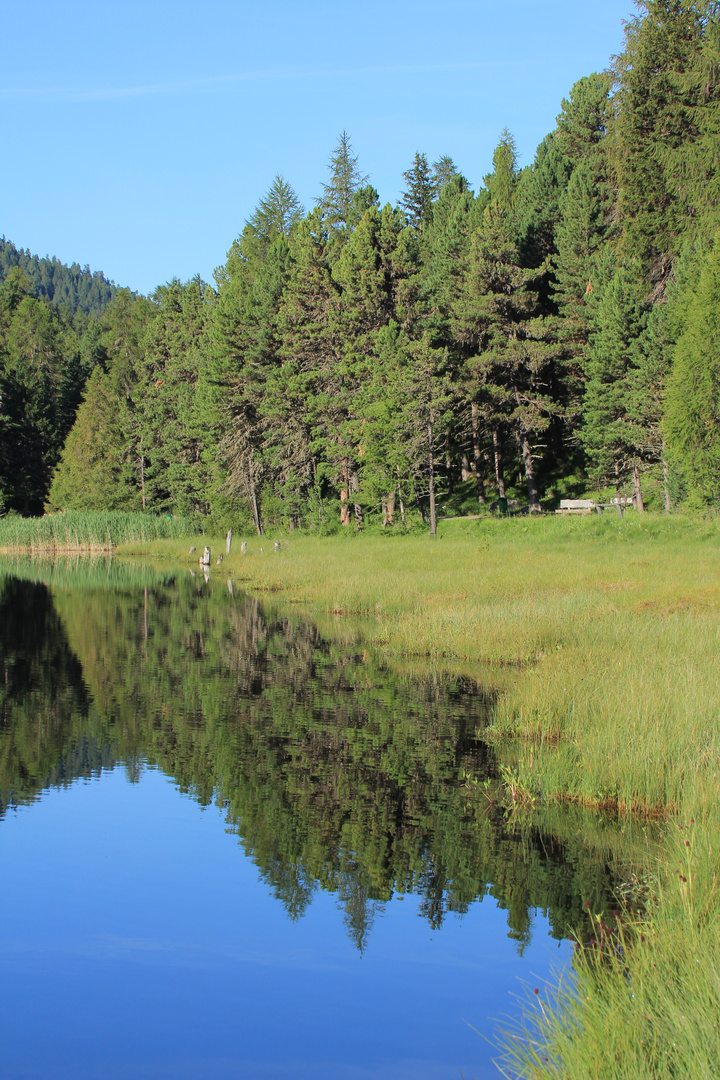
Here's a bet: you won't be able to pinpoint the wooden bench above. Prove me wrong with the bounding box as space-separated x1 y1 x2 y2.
556 499 597 515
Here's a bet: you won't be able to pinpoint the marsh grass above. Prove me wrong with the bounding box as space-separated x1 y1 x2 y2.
496 808 720 1080
118 512 720 1078
0 510 196 553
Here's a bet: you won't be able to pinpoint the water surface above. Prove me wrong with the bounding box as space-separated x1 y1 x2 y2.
0 561 639 1079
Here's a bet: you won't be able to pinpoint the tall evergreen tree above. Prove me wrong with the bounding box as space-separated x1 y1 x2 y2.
46 365 140 511
135 278 213 515
455 201 559 511
432 156 460 193
401 152 435 232
611 0 706 280
246 175 304 250
318 131 369 234
664 237 720 503
210 220 295 533
0 277 78 512
483 129 519 210
581 257 650 503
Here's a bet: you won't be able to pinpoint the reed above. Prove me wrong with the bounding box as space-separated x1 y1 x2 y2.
0 510 196 553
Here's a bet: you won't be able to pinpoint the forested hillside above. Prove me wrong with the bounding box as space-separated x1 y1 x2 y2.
4 0 720 527
0 238 120 318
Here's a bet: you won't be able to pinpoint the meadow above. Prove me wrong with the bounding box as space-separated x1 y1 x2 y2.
117 511 720 1079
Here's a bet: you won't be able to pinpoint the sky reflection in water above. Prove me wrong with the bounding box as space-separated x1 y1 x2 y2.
1 767 568 1080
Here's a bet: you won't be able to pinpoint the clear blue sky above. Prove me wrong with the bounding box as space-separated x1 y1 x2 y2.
2 0 635 295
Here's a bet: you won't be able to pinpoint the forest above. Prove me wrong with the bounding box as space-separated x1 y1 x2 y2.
2 0 720 529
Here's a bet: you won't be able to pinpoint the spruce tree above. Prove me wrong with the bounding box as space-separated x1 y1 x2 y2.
46 365 139 511
401 152 435 232
246 175 304 251
581 258 650 501
318 132 369 234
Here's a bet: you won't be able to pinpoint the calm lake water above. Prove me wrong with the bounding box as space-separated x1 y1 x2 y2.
0 561 633 1079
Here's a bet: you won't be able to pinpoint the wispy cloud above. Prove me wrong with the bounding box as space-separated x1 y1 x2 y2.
0 60 522 102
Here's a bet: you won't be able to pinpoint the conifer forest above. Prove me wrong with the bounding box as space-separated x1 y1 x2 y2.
3 1 720 530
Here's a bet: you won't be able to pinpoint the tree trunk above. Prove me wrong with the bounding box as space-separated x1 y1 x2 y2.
461 455 471 482
493 429 506 499
521 434 540 511
350 469 362 527
140 449 146 510
471 404 486 504
663 459 671 513
428 421 437 536
445 442 454 494
248 459 263 535
340 459 351 526
386 493 395 525
632 463 645 513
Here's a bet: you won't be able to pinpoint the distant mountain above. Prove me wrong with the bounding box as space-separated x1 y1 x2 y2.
0 237 126 318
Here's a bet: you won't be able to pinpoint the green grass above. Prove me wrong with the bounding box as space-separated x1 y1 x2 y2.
0 510 197 552
118 511 720 1078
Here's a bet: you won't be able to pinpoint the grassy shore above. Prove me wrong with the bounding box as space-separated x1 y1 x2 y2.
118 512 720 1078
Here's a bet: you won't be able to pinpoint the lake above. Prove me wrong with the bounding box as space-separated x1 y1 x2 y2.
0 560 635 1079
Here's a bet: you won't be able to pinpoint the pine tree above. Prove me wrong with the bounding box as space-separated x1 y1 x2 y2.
454 202 559 510
554 72 613 169
135 278 213 515
270 209 341 523
611 0 706 279
514 136 573 269
331 203 414 522
0 292 67 511
418 174 476 346
401 152 435 232
553 159 608 343
659 3 720 238
98 289 154 507
210 225 295 533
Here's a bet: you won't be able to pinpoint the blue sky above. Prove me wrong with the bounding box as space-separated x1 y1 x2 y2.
2 1 635 295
